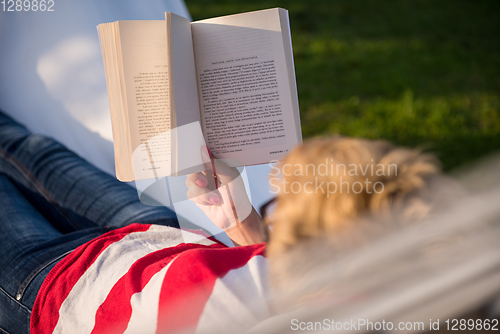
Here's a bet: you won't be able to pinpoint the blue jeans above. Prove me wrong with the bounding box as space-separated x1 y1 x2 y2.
0 111 179 334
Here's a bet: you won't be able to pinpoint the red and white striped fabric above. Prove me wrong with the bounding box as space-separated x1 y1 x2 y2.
30 223 269 334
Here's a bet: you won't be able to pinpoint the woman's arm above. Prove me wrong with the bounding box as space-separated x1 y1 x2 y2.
221 207 266 246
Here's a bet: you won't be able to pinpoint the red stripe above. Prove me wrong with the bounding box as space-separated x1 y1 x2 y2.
156 243 266 333
180 228 226 246
91 243 223 334
30 223 151 334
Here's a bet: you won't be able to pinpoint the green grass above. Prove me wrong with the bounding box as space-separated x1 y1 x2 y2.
186 0 500 170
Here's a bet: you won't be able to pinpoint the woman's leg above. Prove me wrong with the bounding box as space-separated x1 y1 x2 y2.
0 110 179 232
0 174 105 334
0 110 179 333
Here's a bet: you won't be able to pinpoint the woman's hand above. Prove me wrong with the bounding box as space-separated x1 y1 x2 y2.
185 147 266 245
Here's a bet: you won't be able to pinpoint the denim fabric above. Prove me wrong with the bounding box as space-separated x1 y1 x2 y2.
0 111 179 334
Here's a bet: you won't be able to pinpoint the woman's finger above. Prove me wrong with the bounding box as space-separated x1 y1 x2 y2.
186 180 221 205
187 190 212 206
186 172 208 188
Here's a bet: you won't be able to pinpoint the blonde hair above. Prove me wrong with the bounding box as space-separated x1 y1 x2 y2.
266 136 441 257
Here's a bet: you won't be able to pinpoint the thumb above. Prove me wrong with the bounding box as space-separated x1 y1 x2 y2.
201 145 240 186
201 145 212 171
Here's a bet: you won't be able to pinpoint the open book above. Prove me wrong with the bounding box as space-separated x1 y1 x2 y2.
98 8 302 181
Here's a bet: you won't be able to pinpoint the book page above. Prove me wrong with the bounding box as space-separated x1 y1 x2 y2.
191 8 302 166
98 22 132 180
118 20 173 180
166 13 205 176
